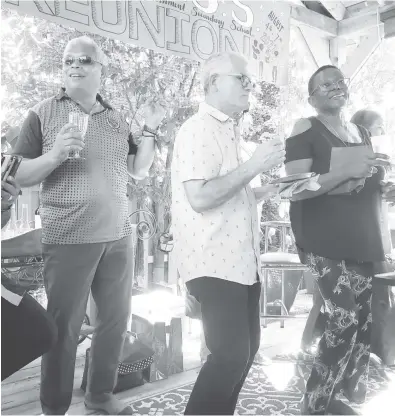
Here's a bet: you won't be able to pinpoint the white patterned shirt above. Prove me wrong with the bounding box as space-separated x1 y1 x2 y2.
171 102 262 285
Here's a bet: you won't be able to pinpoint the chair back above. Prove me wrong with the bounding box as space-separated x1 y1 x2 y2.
261 221 295 254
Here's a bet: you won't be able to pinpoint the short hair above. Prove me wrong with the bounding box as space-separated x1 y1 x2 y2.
64 36 109 68
308 65 339 95
350 109 382 129
200 52 249 94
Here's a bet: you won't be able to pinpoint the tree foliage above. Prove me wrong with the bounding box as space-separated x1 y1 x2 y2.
347 38 395 138
1 8 282 216
3 8 393 228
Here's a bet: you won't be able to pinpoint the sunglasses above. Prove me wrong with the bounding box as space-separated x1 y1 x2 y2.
63 55 102 66
224 74 256 89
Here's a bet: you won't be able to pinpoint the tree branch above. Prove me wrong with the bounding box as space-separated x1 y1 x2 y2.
187 70 197 98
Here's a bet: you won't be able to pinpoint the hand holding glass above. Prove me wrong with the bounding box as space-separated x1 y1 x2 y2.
371 135 394 181
68 112 89 159
371 135 392 159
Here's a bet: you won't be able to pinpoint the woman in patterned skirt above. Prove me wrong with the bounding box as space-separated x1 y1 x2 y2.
285 65 392 415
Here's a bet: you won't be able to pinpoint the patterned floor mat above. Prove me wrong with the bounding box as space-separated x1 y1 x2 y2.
128 357 394 415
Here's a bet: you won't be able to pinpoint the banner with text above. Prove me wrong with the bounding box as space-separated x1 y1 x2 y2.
3 0 291 85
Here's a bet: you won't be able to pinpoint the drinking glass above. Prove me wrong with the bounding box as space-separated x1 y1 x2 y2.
371 135 392 159
68 112 89 159
371 135 394 181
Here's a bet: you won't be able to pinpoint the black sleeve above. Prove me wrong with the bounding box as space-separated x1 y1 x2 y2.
355 124 371 144
12 110 43 159
285 128 315 163
128 133 138 156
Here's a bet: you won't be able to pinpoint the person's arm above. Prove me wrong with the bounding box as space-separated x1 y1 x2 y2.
184 158 265 213
1 176 21 228
14 111 84 187
253 184 280 203
286 160 349 201
380 200 392 254
285 118 376 201
17 153 64 188
127 134 155 180
179 122 284 213
127 101 166 180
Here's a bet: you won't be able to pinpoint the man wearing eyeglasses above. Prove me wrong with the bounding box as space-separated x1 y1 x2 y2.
171 52 284 415
12 36 165 415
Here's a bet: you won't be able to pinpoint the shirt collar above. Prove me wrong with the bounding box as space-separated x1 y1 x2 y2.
199 102 231 123
55 88 113 110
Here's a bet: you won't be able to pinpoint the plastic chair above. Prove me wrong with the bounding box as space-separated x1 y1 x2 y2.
260 221 308 328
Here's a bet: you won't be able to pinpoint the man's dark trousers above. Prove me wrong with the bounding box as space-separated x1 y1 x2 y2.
185 276 261 415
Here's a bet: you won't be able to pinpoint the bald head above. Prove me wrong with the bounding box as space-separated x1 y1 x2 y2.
201 52 250 94
63 36 107 98
64 36 108 67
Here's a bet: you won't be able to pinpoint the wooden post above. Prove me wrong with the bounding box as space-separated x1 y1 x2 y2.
296 26 331 67
319 1 347 21
329 37 347 67
168 252 178 286
143 237 149 289
153 202 165 284
341 26 383 79
17 185 40 225
168 317 183 375
131 224 138 287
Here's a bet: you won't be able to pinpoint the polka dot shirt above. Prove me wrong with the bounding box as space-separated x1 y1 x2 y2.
171 103 262 285
14 89 134 244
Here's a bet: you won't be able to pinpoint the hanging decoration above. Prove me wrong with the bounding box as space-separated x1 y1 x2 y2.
3 0 291 85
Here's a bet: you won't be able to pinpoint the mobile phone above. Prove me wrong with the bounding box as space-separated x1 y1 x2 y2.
1 154 23 182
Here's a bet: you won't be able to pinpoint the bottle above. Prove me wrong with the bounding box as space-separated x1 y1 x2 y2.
19 203 31 234
1 137 12 154
2 205 18 239
35 207 42 229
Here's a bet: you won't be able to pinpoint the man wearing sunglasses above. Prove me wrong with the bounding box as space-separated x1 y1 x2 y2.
171 52 284 415
13 36 165 415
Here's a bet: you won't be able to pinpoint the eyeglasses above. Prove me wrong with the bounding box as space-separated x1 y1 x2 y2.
63 55 102 66
311 78 350 95
225 74 255 89
371 125 385 135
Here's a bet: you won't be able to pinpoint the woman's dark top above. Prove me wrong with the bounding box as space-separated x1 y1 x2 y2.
285 116 385 263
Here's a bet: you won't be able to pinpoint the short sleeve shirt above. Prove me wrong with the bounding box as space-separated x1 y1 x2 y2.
13 89 136 245
171 102 262 285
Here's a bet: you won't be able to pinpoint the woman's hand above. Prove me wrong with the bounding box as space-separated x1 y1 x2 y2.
1 176 21 212
381 180 395 202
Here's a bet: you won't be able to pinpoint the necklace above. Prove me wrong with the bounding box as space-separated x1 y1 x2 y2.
317 115 361 146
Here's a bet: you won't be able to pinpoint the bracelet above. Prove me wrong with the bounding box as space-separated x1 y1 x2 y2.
142 132 156 138
143 125 158 135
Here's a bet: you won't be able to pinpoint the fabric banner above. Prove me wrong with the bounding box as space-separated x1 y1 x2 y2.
3 0 291 85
